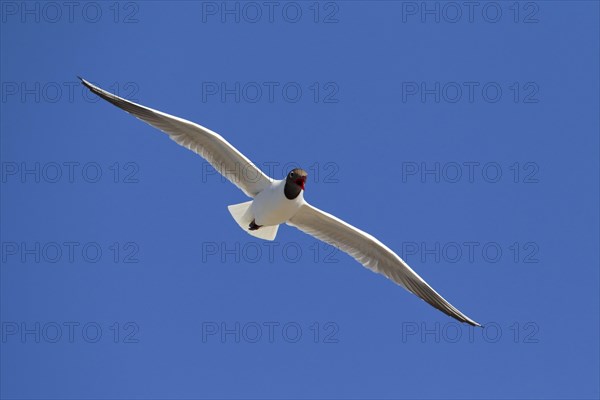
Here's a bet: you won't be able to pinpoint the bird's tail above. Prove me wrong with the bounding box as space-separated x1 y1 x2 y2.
227 201 279 241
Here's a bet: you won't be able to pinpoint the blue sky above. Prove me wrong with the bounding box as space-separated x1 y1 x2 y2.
1 1 599 399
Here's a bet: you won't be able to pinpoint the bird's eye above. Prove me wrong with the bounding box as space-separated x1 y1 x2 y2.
290 172 294 177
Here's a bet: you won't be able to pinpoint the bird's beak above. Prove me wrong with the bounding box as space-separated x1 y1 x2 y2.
295 176 306 190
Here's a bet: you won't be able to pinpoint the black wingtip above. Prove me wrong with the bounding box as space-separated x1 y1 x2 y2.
78 77 94 92
464 318 483 328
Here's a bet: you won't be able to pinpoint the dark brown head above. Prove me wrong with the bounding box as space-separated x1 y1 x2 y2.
284 168 308 199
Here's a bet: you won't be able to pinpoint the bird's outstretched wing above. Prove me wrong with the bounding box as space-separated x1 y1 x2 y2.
288 203 481 326
79 77 272 197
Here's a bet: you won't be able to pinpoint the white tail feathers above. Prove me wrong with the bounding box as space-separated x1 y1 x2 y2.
227 201 279 241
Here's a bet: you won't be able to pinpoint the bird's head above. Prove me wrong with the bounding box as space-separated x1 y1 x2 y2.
286 168 308 191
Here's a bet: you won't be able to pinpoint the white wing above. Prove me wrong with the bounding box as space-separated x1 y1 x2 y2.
79 77 272 198
288 203 481 326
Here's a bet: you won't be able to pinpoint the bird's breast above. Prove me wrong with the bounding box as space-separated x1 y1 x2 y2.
251 180 304 226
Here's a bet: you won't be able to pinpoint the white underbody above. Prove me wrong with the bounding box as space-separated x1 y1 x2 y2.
227 180 304 241
251 180 304 226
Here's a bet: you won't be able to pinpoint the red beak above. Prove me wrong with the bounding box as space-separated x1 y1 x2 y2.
295 177 306 190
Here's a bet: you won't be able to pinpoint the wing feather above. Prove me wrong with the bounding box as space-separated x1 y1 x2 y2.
288 203 481 326
79 77 272 197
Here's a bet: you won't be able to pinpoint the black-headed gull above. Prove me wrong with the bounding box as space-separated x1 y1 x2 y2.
79 77 481 327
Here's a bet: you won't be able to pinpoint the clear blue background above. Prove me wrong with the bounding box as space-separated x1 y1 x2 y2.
1 1 599 399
